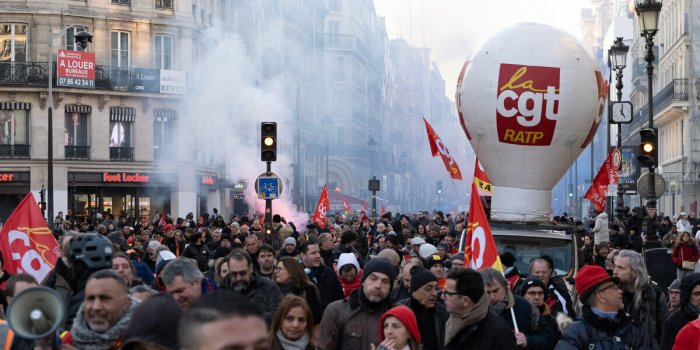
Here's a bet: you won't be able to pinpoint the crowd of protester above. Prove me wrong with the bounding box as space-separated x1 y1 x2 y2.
0 207 697 349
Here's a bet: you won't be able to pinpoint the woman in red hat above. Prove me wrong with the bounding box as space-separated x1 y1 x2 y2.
373 305 421 350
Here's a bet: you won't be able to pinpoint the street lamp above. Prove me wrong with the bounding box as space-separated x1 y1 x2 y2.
609 37 629 221
635 0 662 247
47 27 93 227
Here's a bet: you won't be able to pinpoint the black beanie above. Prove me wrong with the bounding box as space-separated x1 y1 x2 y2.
500 252 516 267
520 277 547 297
410 267 438 292
363 257 397 284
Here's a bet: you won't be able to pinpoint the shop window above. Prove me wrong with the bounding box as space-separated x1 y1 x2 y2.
64 105 91 159
154 34 174 70
109 107 134 161
0 24 27 63
153 109 176 160
0 102 30 158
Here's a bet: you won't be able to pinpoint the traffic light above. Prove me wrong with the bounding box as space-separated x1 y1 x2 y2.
39 186 46 213
261 122 277 162
637 128 658 168
437 181 443 194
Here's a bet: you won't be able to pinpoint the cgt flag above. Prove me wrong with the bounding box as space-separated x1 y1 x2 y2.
312 185 330 229
584 149 619 212
423 117 463 180
465 181 503 272
342 197 352 214
0 193 60 284
474 158 492 196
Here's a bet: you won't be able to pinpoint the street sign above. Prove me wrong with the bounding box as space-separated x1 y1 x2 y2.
255 172 283 200
57 49 95 89
637 173 666 199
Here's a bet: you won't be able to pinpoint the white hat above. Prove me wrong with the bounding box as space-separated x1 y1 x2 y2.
411 237 426 245
419 244 438 259
337 253 360 273
680 212 687 217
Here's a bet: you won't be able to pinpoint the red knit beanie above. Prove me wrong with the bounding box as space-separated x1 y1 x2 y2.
379 305 421 344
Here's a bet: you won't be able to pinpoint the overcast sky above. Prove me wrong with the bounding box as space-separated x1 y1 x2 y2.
374 0 593 98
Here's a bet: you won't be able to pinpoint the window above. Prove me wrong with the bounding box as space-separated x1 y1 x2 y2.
111 31 129 67
112 0 130 5
153 110 176 160
0 24 27 62
0 103 30 158
66 26 87 52
109 107 134 161
64 105 90 159
155 0 174 9
333 57 344 80
328 21 339 45
329 0 341 11
154 35 174 70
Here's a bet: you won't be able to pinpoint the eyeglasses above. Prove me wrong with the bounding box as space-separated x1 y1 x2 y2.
525 291 545 297
442 290 463 297
596 283 618 295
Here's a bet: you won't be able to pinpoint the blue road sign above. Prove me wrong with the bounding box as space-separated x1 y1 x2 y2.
256 174 281 199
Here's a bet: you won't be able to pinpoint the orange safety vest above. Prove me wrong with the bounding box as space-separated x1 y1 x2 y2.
0 320 15 350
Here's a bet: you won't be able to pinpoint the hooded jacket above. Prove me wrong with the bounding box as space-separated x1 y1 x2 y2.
660 273 700 350
336 253 363 299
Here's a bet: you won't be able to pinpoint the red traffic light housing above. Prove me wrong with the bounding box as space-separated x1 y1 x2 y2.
637 128 657 168
261 122 277 162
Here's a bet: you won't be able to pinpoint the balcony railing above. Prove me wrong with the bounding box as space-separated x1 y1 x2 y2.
627 78 689 133
156 0 174 9
65 146 90 160
112 0 130 5
110 147 133 161
0 62 179 94
0 145 30 158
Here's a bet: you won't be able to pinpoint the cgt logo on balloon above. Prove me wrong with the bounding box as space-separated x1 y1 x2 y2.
496 64 560 146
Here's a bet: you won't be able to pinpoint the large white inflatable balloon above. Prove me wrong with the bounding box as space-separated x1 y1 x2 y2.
456 23 605 222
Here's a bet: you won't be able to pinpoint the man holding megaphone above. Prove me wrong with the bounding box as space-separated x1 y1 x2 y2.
0 273 39 350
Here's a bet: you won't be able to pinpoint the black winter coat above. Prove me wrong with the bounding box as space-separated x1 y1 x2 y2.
497 295 557 350
608 232 628 250
306 264 344 308
399 298 449 350
660 306 699 350
218 273 283 324
555 305 643 350
444 310 517 350
182 242 211 272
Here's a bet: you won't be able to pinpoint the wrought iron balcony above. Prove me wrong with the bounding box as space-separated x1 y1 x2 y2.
112 0 130 5
0 62 49 86
0 145 30 158
156 0 174 9
65 146 90 160
110 147 133 161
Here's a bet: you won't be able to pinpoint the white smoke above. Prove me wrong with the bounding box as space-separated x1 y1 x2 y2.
174 27 309 228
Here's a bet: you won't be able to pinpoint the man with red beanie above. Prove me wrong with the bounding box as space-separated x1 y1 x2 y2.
556 265 642 349
376 305 422 350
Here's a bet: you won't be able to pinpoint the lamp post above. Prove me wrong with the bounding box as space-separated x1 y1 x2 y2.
47 27 93 228
635 0 662 247
609 37 629 221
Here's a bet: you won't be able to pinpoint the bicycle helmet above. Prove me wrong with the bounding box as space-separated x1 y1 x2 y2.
70 234 114 270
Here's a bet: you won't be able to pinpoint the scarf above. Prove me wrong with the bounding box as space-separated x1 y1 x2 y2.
444 292 489 345
276 330 310 350
491 288 515 315
590 307 618 320
279 281 297 294
71 298 137 350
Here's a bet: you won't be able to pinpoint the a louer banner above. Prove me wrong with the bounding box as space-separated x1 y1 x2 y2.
0 193 60 284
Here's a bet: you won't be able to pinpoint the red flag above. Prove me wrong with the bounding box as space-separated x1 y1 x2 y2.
159 210 166 227
361 198 368 212
473 157 492 196
465 181 503 271
0 193 60 284
342 197 352 214
423 117 463 180
380 204 385 216
312 186 330 229
584 149 620 212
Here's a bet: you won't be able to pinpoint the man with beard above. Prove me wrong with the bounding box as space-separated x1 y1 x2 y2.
400 267 448 350
218 249 282 324
319 258 397 350
299 241 344 308
60 270 138 350
660 273 700 350
613 250 667 349
557 265 642 349
161 257 216 310
256 244 276 279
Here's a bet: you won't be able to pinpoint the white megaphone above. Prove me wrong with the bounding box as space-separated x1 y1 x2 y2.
6 286 65 339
